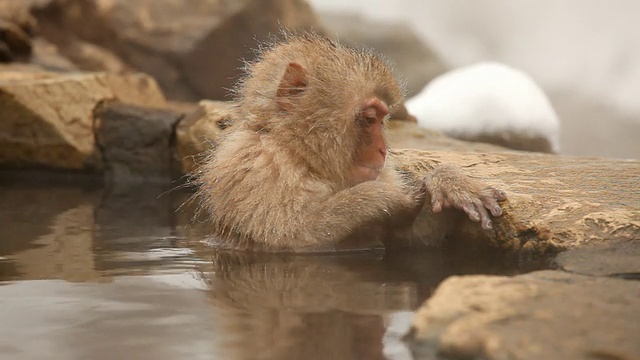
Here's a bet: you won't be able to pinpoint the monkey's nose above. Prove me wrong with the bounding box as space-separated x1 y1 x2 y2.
380 147 387 158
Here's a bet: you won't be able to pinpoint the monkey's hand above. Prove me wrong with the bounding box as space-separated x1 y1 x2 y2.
423 164 508 230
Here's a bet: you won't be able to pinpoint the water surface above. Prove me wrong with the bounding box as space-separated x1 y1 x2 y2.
0 176 539 360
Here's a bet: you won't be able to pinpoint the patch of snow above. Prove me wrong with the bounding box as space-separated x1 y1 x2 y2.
406 62 560 152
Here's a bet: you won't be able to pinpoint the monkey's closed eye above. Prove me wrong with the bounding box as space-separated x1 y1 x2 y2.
356 114 377 127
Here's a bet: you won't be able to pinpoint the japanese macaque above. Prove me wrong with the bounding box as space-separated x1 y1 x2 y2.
196 34 507 252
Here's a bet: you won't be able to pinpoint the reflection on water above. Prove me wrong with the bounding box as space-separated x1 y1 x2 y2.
0 174 544 360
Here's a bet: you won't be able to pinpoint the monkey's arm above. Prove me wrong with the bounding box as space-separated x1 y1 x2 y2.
302 181 422 247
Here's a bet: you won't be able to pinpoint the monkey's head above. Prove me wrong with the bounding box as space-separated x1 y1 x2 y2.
235 34 405 187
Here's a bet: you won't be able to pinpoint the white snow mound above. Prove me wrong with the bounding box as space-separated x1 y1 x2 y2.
406 62 560 152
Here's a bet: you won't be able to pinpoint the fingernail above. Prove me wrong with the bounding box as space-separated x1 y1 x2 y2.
486 221 493 229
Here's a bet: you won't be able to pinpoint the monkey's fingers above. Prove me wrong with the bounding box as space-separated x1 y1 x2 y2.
477 187 507 216
481 195 503 217
493 189 508 201
478 187 507 200
457 197 493 230
461 202 481 222
476 203 493 230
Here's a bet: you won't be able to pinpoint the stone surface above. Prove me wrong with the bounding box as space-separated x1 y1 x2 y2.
409 270 640 360
94 101 182 182
555 241 640 278
319 13 447 97
34 0 324 101
0 72 166 170
394 149 640 256
0 62 61 80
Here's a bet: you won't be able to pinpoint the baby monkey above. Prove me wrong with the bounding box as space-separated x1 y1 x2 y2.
196 34 507 251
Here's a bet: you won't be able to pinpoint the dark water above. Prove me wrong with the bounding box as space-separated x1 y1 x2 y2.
0 175 540 360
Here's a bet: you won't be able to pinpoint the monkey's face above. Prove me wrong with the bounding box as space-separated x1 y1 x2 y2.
240 36 404 186
350 97 390 184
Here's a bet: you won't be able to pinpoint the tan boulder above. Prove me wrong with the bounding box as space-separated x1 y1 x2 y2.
0 72 166 170
409 270 640 360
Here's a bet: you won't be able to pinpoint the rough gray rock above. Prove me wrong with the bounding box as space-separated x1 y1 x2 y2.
409 270 640 360
0 71 166 170
94 101 182 182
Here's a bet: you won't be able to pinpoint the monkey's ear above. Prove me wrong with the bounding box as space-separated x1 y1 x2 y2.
276 62 307 111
